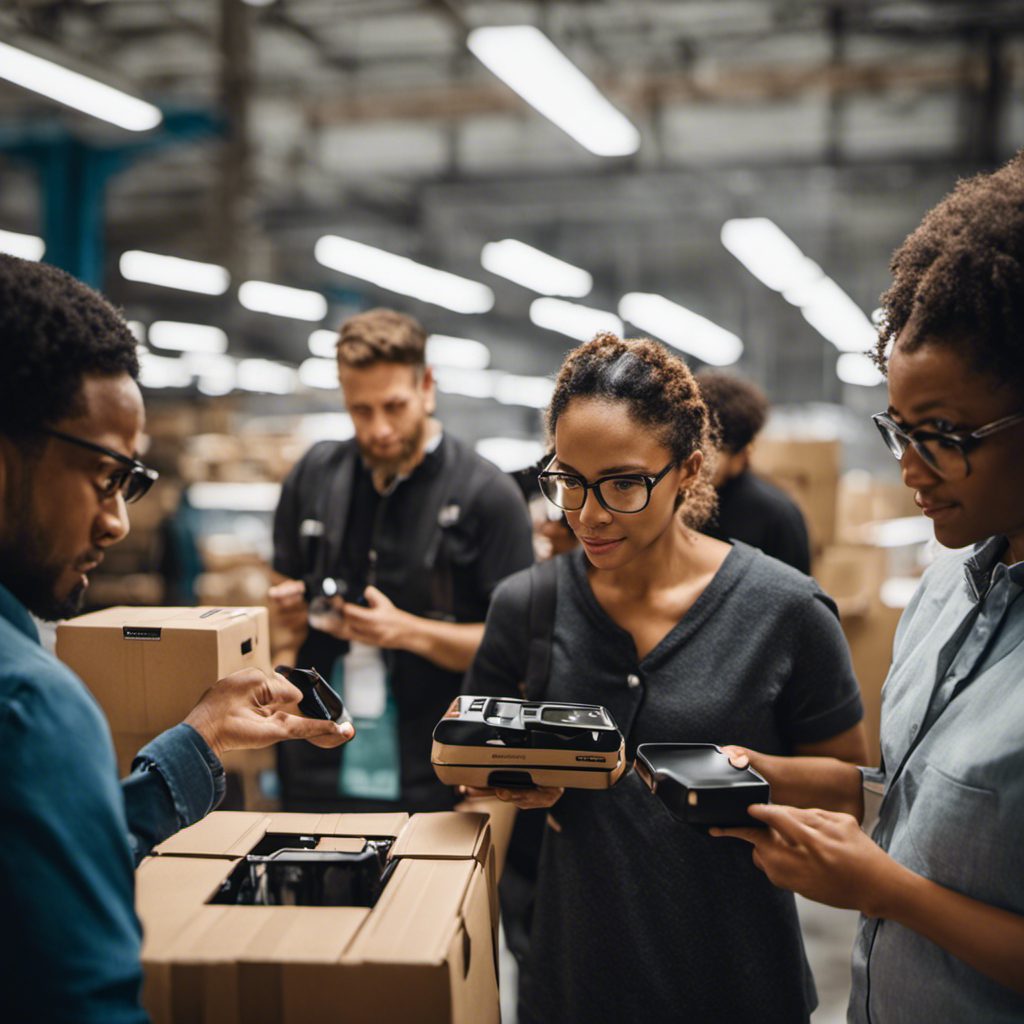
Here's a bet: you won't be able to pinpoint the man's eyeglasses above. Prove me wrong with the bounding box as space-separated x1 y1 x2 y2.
37 427 159 503
872 410 1024 481
538 457 676 514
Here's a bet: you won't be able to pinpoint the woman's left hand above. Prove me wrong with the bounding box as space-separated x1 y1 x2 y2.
459 784 564 809
711 803 897 916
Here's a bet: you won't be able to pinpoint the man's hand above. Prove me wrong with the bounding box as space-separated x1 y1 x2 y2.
458 784 564 810
341 586 414 649
268 578 310 649
184 668 354 759
711 803 898 916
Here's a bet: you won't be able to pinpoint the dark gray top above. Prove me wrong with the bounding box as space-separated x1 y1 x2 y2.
467 541 864 1024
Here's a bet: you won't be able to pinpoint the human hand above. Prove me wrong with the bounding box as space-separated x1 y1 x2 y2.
339 586 413 649
268 578 310 644
183 668 354 759
458 784 564 809
710 803 897 916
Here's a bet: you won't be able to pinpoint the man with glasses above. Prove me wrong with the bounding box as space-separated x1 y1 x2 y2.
0 254 352 1023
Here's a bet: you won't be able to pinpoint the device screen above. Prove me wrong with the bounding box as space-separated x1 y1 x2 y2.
540 706 611 727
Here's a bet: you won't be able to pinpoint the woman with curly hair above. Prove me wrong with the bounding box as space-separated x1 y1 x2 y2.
464 332 868 1023
716 152 1024 1023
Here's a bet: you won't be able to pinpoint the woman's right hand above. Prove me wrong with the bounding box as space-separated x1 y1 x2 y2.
459 784 564 809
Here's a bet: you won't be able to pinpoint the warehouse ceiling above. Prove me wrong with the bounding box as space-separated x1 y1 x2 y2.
1 0 1023 424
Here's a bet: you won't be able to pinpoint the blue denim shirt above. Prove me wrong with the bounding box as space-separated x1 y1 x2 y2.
849 536 1024 1024
0 581 225 1023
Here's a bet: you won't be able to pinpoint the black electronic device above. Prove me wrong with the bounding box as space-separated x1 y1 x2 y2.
635 743 770 826
431 696 626 790
275 664 352 727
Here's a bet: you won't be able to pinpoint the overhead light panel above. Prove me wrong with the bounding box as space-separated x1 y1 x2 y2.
308 329 338 358
236 359 298 394
315 236 495 314
120 250 229 295
0 228 44 261
529 297 622 342
481 239 593 297
426 335 491 370
149 321 228 354
467 26 640 157
239 281 328 322
494 374 556 409
797 278 878 353
475 437 545 473
0 40 162 132
138 352 192 390
432 367 498 400
836 352 884 387
619 293 743 366
299 358 339 390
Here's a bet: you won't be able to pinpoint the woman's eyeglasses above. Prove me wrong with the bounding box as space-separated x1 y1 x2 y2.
538 457 676 514
37 427 159 503
872 410 1024 481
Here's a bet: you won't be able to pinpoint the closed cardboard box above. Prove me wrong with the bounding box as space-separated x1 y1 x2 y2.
56 606 272 774
136 810 500 1024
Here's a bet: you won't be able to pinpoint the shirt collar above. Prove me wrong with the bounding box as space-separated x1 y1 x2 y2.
963 536 1024 600
0 579 41 646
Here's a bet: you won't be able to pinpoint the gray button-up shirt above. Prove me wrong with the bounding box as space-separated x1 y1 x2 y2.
849 536 1024 1024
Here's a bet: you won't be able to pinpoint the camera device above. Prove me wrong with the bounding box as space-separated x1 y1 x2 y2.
275 664 352 728
431 696 626 790
634 743 770 827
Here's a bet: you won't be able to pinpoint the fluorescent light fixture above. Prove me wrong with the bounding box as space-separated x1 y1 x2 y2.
296 413 355 444
187 482 282 512
432 367 498 400
481 239 593 297
798 278 877 353
494 374 555 409
236 359 298 394
475 437 545 472
529 297 622 342
720 219 821 295
239 280 328 322
126 321 146 343
308 329 338 358
181 353 236 397
426 334 491 370
149 321 228 354
467 26 640 157
836 352 885 387
0 40 162 132
299 358 339 390
0 228 44 260
120 250 229 295
618 293 743 366
881 577 922 609
315 236 495 314
138 352 192 389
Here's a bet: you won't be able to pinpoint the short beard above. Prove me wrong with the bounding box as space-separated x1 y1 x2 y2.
357 418 425 478
0 478 87 622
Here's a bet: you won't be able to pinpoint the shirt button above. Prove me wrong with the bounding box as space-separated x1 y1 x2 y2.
910 723 919 735
627 674 641 688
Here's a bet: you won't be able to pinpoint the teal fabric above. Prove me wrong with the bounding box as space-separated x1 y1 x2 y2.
0 581 224 1023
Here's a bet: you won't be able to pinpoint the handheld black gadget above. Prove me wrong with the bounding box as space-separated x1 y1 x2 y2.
635 743 770 827
431 696 626 790
275 664 352 728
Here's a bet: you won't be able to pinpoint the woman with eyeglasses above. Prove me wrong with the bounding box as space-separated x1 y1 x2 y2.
714 153 1024 1023
463 333 868 1024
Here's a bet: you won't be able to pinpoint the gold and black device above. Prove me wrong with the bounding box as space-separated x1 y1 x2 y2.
431 696 627 790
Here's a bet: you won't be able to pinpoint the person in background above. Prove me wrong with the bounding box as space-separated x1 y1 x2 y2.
696 370 811 573
269 308 534 813
714 152 1024 1022
464 332 867 1024
0 254 352 1024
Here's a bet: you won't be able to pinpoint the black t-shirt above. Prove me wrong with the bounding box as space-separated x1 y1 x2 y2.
272 433 535 812
706 469 812 574
466 543 863 1023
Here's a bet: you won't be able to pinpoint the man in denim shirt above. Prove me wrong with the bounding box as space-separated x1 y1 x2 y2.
715 152 1024 1019
0 254 352 1023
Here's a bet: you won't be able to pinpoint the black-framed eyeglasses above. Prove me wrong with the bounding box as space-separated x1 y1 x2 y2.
37 427 159 503
538 456 676 514
872 410 1024 481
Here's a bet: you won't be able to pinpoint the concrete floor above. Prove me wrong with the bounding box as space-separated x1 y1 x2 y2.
497 896 861 1024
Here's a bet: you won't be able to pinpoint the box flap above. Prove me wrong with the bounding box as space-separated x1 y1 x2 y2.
312 812 409 838
239 906 370 963
391 811 489 866
345 859 475 965
153 812 273 857
315 837 367 853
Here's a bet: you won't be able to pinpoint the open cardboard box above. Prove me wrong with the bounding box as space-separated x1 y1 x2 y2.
55 606 272 776
137 810 500 1024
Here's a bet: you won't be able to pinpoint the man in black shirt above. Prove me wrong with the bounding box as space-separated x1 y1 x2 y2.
270 309 534 812
697 371 811 574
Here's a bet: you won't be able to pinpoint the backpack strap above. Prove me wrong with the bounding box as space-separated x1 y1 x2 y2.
521 557 559 700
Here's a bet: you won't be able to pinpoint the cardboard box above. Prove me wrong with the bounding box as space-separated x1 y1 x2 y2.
56 606 272 774
136 810 500 1024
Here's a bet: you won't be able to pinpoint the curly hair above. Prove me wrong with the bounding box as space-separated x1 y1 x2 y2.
694 371 768 454
546 333 717 528
872 150 1024 390
0 255 138 443
336 307 427 370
